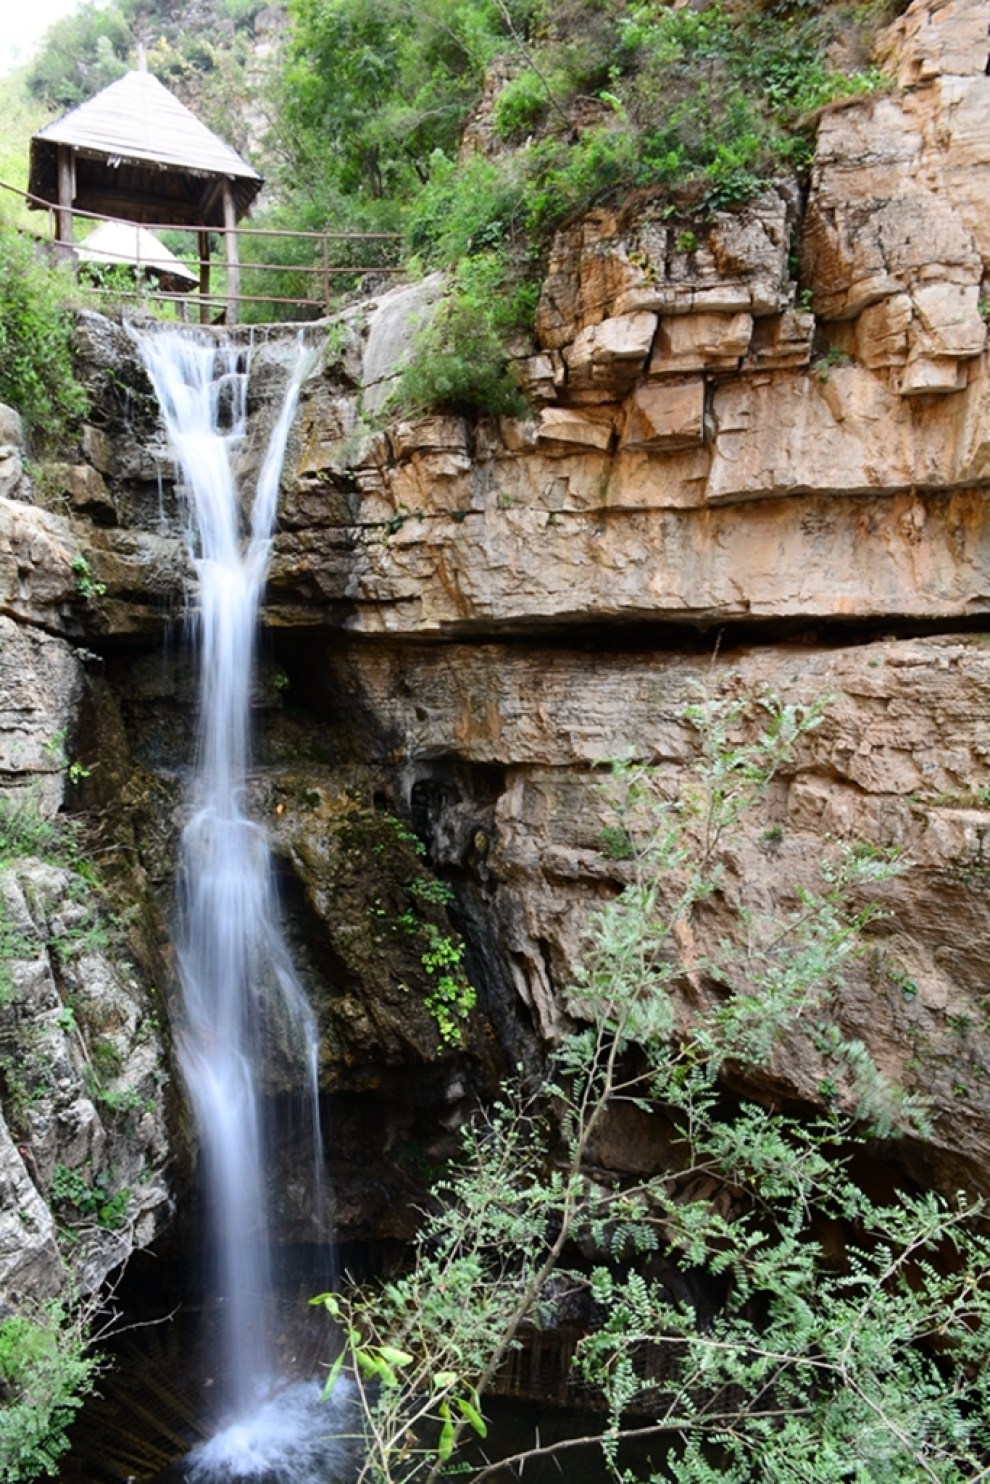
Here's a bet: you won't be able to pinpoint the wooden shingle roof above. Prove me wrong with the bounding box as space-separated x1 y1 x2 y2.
29 70 263 227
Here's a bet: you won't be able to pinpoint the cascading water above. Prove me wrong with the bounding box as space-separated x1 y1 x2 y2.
135 328 347 1482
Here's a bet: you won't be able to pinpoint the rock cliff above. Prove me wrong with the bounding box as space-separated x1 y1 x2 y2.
2 0 990 1308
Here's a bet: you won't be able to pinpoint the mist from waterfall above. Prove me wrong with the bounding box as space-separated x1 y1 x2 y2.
135 328 344 1481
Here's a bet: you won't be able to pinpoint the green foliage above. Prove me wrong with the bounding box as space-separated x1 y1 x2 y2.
618 0 886 200
274 0 890 413
24 0 275 114
388 253 531 418
50 1163 130 1231
0 76 52 217
0 1305 97 1483
406 151 528 267
0 798 66 867
283 0 889 240
315 689 990 1483
70 555 106 602
813 343 854 381
393 870 477 1048
598 824 635 860
281 0 518 203
523 124 641 235
492 68 553 139
25 0 132 109
420 925 476 1047
0 223 89 447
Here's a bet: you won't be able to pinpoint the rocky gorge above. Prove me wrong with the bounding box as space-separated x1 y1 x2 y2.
2 0 990 1458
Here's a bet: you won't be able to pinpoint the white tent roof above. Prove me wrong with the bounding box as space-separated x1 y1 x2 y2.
76 220 199 286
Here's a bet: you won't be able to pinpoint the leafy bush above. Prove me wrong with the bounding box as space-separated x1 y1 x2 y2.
387 252 532 418
406 151 528 268
524 123 641 234
281 0 517 202
493 68 553 139
0 1306 97 1483
0 797 71 866
0 222 88 446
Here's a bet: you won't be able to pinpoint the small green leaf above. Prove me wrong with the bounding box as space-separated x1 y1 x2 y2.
438 1401 455 1461
378 1344 415 1368
310 1291 340 1316
433 1369 458 1389
456 1396 488 1437
322 1349 346 1399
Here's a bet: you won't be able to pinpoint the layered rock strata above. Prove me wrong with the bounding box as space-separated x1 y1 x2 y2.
1 0 990 1257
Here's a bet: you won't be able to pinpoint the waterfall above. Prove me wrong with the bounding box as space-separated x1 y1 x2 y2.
135 328 344 1482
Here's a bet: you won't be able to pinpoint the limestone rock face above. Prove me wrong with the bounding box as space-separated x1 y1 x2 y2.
0 402 27 503
9 0 990 1253
283 633 990 1194
0 499 78 631
0 616 84 815
238 0 990 641
0 860 172 1301
0 613 172 1311
802 0 990 395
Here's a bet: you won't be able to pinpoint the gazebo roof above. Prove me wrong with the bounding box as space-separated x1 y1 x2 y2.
29 70 263 228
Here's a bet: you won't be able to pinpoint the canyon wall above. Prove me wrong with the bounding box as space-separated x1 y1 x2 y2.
2 0 990 1297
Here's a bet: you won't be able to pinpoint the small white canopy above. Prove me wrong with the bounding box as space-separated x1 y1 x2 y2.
77 220 199 288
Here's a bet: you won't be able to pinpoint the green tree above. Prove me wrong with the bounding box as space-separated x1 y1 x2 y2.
315 690 990 1483
0 220 88 446
26 0 135 109
281 0 518 206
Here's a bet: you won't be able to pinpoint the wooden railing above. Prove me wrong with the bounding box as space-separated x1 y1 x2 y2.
1 178 404 322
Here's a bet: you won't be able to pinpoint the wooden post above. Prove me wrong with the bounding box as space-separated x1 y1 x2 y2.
222 180 239 326
198 230 211 325
56 146 75 254
322 230 330 314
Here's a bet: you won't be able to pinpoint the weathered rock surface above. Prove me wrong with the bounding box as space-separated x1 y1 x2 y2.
0 858 172 1302
0 616 173 1312
0 616 85 815
0 402 27 504
276 632 990 1193
4 0 990 1267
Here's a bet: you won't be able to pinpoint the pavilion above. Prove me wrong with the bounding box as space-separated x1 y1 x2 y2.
28 66 263 323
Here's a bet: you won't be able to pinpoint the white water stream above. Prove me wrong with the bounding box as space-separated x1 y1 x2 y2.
136 329 346 1481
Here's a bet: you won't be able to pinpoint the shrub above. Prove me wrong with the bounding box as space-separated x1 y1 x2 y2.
387 253 531 418
0 222 88 447
405 151 528 267
493 68 552 139
0 1305 97 1483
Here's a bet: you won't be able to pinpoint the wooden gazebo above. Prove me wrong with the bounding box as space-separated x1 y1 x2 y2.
28 67 263 322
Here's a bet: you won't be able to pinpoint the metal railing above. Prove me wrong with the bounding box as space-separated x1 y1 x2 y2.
0 178 404 321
